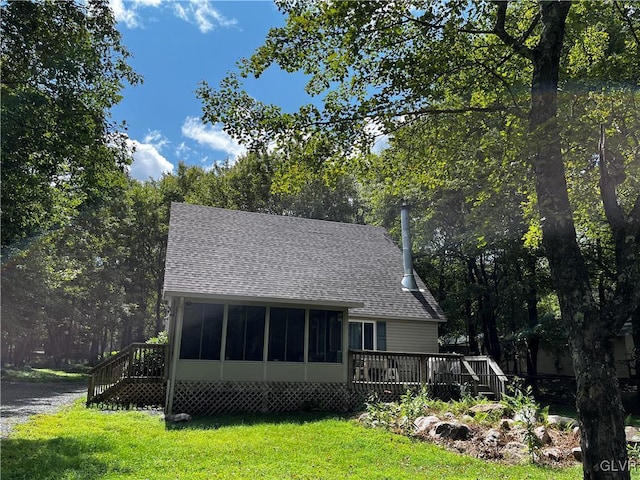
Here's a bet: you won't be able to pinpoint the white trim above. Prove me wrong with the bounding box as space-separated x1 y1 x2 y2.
164 291 364 309
303 309 309 380
166 297 184 414
349 319 377 350
350 313 447 323
263 307 270 380
220 304 228 379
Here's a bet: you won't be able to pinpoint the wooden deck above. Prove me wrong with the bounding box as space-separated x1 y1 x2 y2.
348 350 508 400
86 344 507 410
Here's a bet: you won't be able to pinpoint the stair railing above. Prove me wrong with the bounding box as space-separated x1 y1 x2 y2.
87 343 167 404
463 355 508 399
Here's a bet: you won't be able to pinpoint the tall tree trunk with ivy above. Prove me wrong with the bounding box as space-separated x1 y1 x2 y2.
516 3 633 478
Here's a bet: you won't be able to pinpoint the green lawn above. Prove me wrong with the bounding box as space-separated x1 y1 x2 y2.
1 403 587 480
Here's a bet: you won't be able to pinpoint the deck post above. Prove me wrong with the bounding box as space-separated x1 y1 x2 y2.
166 297 185 415
419 355 427 384
127 347 135 378
87 375 94 405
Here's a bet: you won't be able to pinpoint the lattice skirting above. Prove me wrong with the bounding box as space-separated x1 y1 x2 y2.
171 381 360 415
89 378 166 409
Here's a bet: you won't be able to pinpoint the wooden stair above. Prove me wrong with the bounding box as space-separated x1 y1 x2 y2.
87 343 167 409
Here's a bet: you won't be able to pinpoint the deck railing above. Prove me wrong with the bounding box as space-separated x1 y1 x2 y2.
463 355 508 398
348 350 507 399
87 343 167 405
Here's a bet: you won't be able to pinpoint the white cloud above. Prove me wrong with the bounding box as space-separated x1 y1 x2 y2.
365 118 390 154
109 0 236 33
173 0 237 33
143 130 169 150
181 116 246 160
109 0 140 28
126 133 174 180
175 141 193 159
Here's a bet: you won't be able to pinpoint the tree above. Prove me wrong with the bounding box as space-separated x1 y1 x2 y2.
1 0 140 248
199 2 640 477
358 116 556 382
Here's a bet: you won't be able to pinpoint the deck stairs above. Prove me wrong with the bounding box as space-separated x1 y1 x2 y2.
86 343 167 408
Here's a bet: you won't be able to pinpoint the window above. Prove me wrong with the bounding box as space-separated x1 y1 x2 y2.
268 307 305 362
349 321 386 351
179 302 223 360
349 321 374 350
308 309 343 363
225 305 266 361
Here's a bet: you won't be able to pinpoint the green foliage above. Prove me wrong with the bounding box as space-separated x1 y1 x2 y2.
146 331 168 345
501 380 545 463
363 393 402 431
628 443 640 463
1 0 141 247
399 386 431 421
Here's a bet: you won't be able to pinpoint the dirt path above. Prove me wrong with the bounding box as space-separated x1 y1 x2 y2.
0 380 87 438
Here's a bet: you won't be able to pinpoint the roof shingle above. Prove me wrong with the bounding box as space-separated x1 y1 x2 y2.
164 203 445 322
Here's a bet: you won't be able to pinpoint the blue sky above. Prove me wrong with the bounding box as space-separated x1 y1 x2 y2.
109 0 314 181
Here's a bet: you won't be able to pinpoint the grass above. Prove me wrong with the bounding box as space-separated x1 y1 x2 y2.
0 403 588 480
1 366 89 382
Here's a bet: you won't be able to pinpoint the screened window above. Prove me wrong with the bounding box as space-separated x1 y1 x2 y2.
225 305 266 361
308 309 343 363
268 307 305 362
179 302 223 360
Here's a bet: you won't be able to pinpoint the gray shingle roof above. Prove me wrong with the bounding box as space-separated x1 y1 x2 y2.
164 203 445 322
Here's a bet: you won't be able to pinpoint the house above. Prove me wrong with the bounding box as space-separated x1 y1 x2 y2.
87 202 507 413
162 202 448 414
535 323 636 379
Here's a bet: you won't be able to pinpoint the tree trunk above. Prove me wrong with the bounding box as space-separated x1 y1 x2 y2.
465 260 480 355
632 307 640 409
468 256 501 361
524 253 540 393
528 2 629 478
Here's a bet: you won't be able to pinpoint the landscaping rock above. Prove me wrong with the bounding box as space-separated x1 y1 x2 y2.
546 415 576 429
469 403 508 417
413 415 440 434
625 426 640 445
430 421 472 441
572 426 581 438
499 418 515 430
166 413 192 423
357 412 369 424
502 441 527 463
513 406 538 424
542 447 563 462
484 429 502 446
571 447 583 462
534 426 552 445
443 412 455 420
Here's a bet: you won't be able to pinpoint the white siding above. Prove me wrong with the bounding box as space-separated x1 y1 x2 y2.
386 320 439 353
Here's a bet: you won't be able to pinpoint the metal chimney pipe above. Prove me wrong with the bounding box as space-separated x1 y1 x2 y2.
400 200 419 291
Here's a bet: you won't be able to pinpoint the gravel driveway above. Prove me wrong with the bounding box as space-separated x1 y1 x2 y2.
1 380 87 438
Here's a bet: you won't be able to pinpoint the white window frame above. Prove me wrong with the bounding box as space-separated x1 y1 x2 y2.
349 320 377 351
